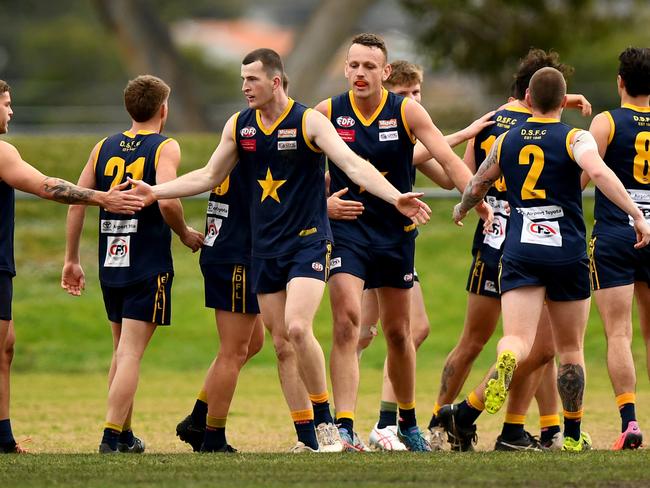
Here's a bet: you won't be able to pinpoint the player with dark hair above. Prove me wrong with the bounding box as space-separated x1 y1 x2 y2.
62 75 204 453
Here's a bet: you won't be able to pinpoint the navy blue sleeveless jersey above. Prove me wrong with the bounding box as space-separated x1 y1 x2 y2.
498 118 585 264
0 181 15 276
95 130 174 286
235 99 331 258
593 104 650 241
470 105 531 262
327 88 416 248
199 160 252 266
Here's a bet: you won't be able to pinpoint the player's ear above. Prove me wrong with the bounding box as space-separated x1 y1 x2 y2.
616 74 625 93
524 89 532 108
560 95 568 108
382 63 392 83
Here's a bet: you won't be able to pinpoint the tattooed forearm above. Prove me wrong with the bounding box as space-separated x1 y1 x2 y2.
42 178 96 204
458 138 502 214
557 363 585 412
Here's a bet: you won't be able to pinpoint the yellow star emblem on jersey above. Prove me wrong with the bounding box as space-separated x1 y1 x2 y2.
360 171 388 193
258 168 287 203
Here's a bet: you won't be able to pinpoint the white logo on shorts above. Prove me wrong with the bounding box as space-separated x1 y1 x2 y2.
403 273 413 282
330 257 342 270
312 262 323 272
484 280 497 293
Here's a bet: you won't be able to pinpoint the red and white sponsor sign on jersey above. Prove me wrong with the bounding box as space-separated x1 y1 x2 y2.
278 128 297 138
336 129 355 142
203 217 223 247
336 116 355 128
240 139 256 152
240 126 256 138
104 236 130 267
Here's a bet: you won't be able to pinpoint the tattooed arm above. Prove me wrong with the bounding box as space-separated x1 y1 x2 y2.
452 133 505 227
0 140 143 214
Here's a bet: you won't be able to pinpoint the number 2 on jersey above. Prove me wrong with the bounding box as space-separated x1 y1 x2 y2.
633 131 650 185
104 156 145 188
480 135 507 192
519 144 546 200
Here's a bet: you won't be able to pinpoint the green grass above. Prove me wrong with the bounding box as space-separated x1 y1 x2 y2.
3 135 650 485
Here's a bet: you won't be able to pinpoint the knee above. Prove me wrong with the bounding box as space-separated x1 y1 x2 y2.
271 334 294 363
332 308 360 344
0 337 14 370
384 323 410 351
219 342 251 369
412 322 430 348
287 320 311 346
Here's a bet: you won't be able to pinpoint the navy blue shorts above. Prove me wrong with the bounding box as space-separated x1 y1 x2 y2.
252 240 331 294
329 238 415 290
499 256 590 301
0 272 12 321
589 234 650 290
466 252 500 298
201 263 260 314
101 272 173 325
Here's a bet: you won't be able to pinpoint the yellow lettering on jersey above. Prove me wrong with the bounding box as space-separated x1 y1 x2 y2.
360 171 388 193
104 156 145 188
633 131 650 185
519 145 546 200
213 176 230 196
258 168 286 203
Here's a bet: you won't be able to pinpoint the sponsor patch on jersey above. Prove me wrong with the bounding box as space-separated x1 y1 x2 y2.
485 196 509 215
336 128 355 142
312 262 323 272
403 272 413 282
520 217 562 247
330 257 342 269
278 128 297 138
516 205 564 220
104 235 130 268
207 201 229 218
278 141 297 151
203 217 223 247
100 219 138 234
483 214 507 250
378 131 399 142
484 280 498 293
240 126 256 138
336 116 355 128
378 118 397 129
240 139 256 152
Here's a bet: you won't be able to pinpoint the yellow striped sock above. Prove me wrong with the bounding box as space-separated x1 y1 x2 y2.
206 415 227 429
563 409 583 420
433 402 441 416
104 422 122 433
336 410 354 421
616 392 635 409
290 409 314 422
397 401 416 411
198 389 208 403
540 414 561 429
504 413 525 425
467 391 485 411
309 392 329 404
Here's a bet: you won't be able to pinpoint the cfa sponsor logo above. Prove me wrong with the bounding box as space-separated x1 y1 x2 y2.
336 116 355 128
378 118 397 129
528 222 557 236
484 280 497 293
336 128 355 142
104 235 130 267
278 128 297 138
312 262 324 272
240 126 256 138
379 131 399 142
278 141 297 151
330 257 342 269
207 201 229 218
240 139 256 152
203 217 223 247
403 273 414 282
488 218 505 236
100 219 138 234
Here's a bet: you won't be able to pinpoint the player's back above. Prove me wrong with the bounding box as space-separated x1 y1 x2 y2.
499 118 585 264
327 88 416 247
593 104 650 241
94 130 174 286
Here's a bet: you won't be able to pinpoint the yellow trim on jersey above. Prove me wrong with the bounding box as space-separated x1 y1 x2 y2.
299 227 317 237
123 129 155 138
232 111 240 143
93 137 108 172
400 98 417 144
527 117 560 123
565 128 580 162
326 98 332 120
154 137 175 170
503 104 532 114
622 103 650 113
404 223 416 232
256 98 295 136
604 111 615 146
302 109 322 153
348 87 388 127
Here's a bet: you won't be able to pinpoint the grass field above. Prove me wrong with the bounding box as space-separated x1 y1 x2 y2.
2 135 650 486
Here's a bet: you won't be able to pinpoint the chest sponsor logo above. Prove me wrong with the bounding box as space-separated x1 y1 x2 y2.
336 128 355 142
207 201 229 218
278 140 298 151
336 116 355 128
379 130 399 142
240 139 256 152
520 217 562 247
516 205 564 220
483 214 507 250
203 217 223 247
378 119 397 129
240 126 256 138
278 128 297 138
100 219 138 234
104 235 130 268
329 257 342 270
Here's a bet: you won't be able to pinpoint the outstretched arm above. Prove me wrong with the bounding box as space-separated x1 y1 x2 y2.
307 109 430 224
444 111 495 148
